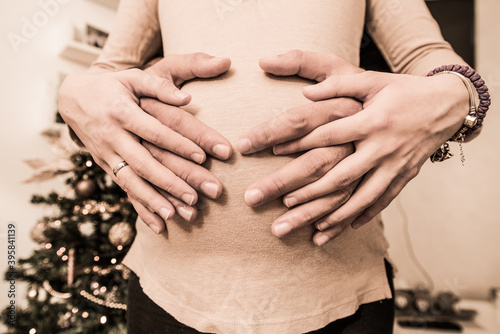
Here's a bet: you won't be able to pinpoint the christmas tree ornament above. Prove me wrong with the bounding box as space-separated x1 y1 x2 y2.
105 286 122 304
43 281 71 300
30 221 49 243
42 127 82 157
121 267 131 280
80 290 127 310
101 212 112 221
25 267 37 276
67 248 75 287
75 179 98 198
38 286 48 302
104 174 114 187
27 284 39 300
23 158 75 183
78 221 96 237
108 222 134 247
57 312 72 329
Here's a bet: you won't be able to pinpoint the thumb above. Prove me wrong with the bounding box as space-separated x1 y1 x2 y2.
147 53 231 86
118 68 193 106
259 50 363 82
302 71 381 102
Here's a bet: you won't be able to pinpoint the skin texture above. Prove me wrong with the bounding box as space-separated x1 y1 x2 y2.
237 50 469 246
58 53 233 234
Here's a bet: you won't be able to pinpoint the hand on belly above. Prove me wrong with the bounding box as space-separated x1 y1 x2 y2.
139 50 364 246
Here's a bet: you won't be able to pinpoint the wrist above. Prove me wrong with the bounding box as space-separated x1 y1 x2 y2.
426 64 491 163
428 64 490 137
435 73 470 129
425 74 470 143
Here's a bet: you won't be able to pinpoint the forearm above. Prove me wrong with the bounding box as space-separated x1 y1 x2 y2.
367 0 467 76
88 0 161 74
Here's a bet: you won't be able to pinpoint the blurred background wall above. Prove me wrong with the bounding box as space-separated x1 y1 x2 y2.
0 0 117 322
0 0 498 328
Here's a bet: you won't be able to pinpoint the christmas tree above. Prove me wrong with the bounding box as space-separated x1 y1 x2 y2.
2 129 137 334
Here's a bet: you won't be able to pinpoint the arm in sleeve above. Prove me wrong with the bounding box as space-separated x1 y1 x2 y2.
366 0 467 76
89 0 161 73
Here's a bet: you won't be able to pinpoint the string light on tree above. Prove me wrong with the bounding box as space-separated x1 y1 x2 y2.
1 129 137 332
108 222 135 247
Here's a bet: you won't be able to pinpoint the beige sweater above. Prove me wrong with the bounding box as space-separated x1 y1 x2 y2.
92 1 464 333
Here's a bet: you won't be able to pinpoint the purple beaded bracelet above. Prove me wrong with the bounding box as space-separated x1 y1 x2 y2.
427 64 491 136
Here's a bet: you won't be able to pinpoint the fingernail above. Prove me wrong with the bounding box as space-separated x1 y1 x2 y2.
236 138 252 154
178 206 194 221
273 145 283 155
150 225 161 234
303 85 318 94
175 90 189 100
284 197 297 208
213 144 231 159
315 234 330 247
263 55 280 62
244 189 264 206
159 207 173 221
273 222 293 238
191 153 205 164
316 222 329 231
201 181 220 199
211 57 226 63
182 193 196 206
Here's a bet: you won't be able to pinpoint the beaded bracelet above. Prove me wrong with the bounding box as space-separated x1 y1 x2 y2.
427 65 491 163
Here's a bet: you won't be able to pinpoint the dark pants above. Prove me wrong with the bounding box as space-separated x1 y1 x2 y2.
127 260 395 334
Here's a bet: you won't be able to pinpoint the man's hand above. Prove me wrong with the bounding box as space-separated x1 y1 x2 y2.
58 53 233 234
236 50 364 245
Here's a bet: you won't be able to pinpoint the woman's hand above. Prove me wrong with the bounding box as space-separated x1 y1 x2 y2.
58 53 233 234
273 69 469 245
237 50 468 246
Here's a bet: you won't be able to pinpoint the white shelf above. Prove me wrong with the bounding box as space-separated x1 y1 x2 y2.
87 0 120 10
60 41 101 66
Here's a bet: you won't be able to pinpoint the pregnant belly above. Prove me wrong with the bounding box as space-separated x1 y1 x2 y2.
164 63 316 254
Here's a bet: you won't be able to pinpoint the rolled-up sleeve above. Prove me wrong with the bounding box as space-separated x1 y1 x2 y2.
90 0 161 72
366 0 467 75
